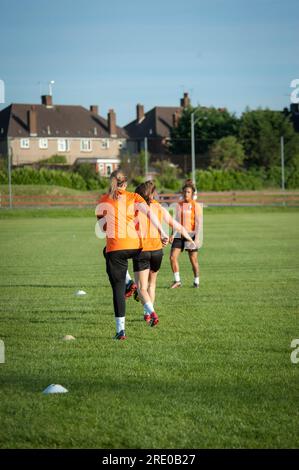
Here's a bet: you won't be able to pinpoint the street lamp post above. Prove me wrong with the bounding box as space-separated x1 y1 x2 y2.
48 80 55 96
144 137 148 177
280 136 286 207
8 145 12 208
191 112 196 186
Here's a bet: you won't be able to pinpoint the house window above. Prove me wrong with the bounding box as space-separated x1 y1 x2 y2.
106 164 112 176
20 138 30 149
39 138 48 149
80 139 92 152
118 140 126 150
101 138 110 149
57 139 70 152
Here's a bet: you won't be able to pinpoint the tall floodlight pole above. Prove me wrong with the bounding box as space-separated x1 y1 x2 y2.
280 136 285 191
144 137 148 177
191 112 196 185
8 145 12 208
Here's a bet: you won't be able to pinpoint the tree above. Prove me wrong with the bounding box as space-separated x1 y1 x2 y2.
152 160 181 191
239 108 299 169
210 136 245 170
119 151 147 181
170 106 239 155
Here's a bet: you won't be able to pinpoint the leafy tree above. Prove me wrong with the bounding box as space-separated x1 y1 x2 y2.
209 136 245 170
153 160 181 191
171 106 239 155
239 108 299 169
73 162 108 190
120 151 147 180
74 162 97 180
39 154 67 164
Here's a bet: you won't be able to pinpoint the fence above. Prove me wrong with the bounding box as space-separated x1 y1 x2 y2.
1 190 299 208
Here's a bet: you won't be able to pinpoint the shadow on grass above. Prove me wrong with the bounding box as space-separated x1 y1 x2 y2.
0 368 277 409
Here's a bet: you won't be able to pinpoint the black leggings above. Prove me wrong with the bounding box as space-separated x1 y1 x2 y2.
104 249 141 317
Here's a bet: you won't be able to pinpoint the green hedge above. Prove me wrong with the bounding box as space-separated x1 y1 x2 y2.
195 168 299 191
0 167 109 191
1 166 299 191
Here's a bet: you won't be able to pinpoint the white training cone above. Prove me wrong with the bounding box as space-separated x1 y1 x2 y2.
75 290 86 296
42 384 68 394
62 335 76 341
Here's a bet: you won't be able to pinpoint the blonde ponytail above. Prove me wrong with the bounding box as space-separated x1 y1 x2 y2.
109 169 127 200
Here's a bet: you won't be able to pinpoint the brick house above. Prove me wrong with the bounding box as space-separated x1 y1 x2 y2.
0 95 127 176
124 92 191 156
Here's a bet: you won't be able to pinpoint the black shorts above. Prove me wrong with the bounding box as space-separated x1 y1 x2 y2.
171 234 198 252
133 249 163 273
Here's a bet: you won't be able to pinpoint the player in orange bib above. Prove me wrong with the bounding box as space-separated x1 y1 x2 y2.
170 179 202 288
95 170 168 340
133 180 196 324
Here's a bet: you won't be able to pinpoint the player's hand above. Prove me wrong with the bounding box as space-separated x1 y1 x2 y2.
161 235 169 247
189 240 197 250
97 217 107 233
169 235 174 244
194 237 200 249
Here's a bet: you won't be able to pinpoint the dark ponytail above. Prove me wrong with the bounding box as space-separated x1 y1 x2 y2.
135 180 156 205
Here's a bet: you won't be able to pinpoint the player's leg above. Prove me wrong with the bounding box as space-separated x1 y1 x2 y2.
125 269 137 299
133 251 159 326
134 268 157 324
188 250 200 287
135 267 151 305
170 247 182 288
105 251 128 339
148 249 163 305
148 270 158 305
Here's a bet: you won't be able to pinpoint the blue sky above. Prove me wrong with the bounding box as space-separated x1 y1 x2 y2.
0 0 298 125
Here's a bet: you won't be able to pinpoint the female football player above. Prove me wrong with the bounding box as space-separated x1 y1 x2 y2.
133 180 196 324
169 179 202 288
95 170 168 339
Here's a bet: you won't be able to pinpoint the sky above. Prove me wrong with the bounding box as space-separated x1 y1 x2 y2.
0 0 298 125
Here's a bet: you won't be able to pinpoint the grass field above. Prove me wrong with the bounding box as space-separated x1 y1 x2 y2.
0 184 94 196
0 207 298 448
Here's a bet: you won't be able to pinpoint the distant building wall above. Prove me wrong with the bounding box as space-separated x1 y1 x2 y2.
9 137 126 165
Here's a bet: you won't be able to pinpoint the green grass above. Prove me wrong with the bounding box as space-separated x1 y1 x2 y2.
0 184 96 196
0 208 298 448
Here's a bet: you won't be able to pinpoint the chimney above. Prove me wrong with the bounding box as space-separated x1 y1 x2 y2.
136 104 144 123
28 105 37 136
90 105 99 114
41 95 53 107
180 92 190 108
172 110 180 128
108 109 117 137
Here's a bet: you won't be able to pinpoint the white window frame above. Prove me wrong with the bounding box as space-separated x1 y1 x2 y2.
57 139 70 152
101 138 110 149
20 138 30 149
80 139 92 152
39 138 48 149
97 163 104 175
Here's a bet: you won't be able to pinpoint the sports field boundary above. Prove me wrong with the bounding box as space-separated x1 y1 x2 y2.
1 189 299 209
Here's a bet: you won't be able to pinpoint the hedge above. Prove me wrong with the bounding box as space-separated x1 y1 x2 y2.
0 167 109 191
1 166 299 191
195 168 299 191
